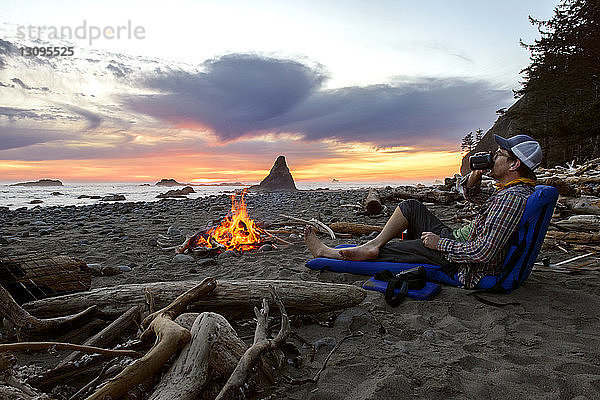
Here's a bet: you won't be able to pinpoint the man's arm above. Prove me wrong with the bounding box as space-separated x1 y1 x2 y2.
459 170 489 205
435 191 526 263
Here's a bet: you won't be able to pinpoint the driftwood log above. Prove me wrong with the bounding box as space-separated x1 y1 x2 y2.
364 188 383 215
216 287 291 400
559 196 600 215
86 277 217 400
545 230 600 244
388 186 460 204
329 222 383 236
58 305 140 367
24 280 367 319
0 284 97 339
148 312 247 400
554 215 600 231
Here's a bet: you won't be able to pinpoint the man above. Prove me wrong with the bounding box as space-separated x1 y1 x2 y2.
304 134 543 289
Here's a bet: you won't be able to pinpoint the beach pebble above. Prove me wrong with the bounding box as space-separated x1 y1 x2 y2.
334 307 377 332
30 200 43 204
314 337 336 351
173 254 195 263
20 231 30 238
117 265 132 272
197 258 217 267
167 226 180 237
101 266 123 276
289 233 300 240
218 250 238 259
147 238 158 247
79 239 90 245
259 244 273 252
421 329 436 341
87 264 103 276
101 194 126 201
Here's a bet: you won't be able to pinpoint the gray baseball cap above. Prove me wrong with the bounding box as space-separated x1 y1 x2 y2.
494 134 542 170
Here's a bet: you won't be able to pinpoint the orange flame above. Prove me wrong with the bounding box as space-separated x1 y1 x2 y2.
192 190 266 252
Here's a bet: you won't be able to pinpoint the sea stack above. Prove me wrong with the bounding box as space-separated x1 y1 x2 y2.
155 178 183 186
250 156 298 192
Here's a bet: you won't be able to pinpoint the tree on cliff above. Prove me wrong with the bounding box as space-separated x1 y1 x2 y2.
516 0 599 117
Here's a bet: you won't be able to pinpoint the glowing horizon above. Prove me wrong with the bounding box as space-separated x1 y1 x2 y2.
0 149 464 184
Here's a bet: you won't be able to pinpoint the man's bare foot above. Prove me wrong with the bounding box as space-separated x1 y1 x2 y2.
338 243 380 261
304 226 342 259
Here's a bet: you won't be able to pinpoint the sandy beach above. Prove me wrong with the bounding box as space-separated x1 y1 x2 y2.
1 189 600 399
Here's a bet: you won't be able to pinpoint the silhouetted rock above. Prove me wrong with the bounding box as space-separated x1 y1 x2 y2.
12 179 63 186
155 178 183 186
156 186 195 198
250 156 298 192
101 194 126 201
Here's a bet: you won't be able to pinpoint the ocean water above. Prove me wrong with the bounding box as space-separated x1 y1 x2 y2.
0 181 412 210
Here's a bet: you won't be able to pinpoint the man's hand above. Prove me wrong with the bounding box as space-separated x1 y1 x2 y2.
421 232 440 249
467 169 485 188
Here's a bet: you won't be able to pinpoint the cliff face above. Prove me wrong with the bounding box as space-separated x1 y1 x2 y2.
461 95 600 175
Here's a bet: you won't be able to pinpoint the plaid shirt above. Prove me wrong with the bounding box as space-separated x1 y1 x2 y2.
436 177 534 289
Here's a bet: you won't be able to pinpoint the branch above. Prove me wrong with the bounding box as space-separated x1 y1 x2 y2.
216 286 291 400
0 342 141 358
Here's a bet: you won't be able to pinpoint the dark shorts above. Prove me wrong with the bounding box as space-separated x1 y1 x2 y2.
375 199 453 266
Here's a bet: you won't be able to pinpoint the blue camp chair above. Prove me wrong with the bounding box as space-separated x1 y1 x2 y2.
306 185 559 293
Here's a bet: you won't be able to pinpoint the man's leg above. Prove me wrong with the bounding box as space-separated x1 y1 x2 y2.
304 205 409 260
338 205 408 260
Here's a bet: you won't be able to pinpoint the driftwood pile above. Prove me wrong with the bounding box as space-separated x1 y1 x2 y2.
0 278 366 399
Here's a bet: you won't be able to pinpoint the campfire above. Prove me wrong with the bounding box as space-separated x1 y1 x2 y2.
178 190 268 255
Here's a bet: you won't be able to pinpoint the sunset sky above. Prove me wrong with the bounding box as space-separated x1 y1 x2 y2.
0 0 555 184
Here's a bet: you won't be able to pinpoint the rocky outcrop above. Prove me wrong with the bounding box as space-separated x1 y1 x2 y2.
249 156 298 192
156 186 195 198
461 95 600 175
12 179 63 186
155 178 183 186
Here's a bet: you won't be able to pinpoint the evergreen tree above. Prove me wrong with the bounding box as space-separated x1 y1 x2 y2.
475 129 484 145
461 131 475 154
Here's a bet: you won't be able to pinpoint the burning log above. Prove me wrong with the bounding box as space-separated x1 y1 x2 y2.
23 280 367 320
177 191 269 254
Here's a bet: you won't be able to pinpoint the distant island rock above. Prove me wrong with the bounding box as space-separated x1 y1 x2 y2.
155 178 183 186
12 179 63 186
156 186 195 198
249 155 298 192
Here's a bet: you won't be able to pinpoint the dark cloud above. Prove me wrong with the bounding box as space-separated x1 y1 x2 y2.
0 127 65 151
125 54 510 148
128 54 327 141
59 105 103 130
